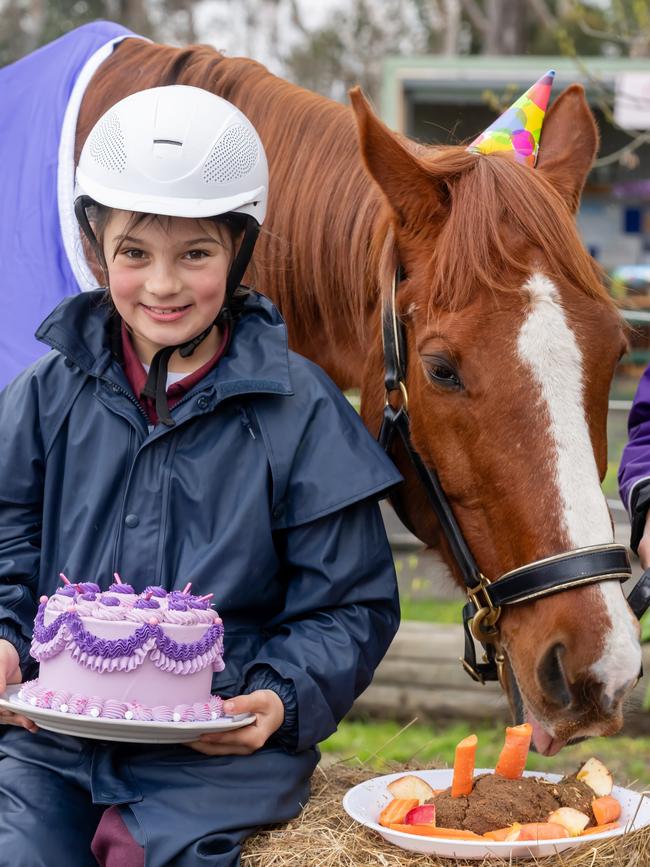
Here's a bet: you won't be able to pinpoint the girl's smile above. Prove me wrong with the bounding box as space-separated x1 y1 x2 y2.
140 303 193 323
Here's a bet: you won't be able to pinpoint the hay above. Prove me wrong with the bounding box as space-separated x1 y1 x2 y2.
242 762 650 867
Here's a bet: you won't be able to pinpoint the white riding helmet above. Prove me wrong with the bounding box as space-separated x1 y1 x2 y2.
75 84 267 224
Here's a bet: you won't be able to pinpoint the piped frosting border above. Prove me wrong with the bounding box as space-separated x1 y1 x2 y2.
31 605 225 675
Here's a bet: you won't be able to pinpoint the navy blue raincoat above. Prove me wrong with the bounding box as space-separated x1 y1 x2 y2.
0 290 401 866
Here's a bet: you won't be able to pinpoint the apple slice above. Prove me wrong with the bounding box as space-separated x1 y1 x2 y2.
484 823 522 841
576 758 613 798
404 804 436 826
387 775 435 804
547 807 590 836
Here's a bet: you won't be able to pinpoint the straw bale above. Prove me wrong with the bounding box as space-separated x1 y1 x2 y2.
242 762 650 867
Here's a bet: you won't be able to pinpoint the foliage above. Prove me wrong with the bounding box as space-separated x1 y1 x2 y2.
4 0 650 98
0 0 196 68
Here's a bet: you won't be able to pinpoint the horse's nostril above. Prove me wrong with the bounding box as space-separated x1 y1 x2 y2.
537 643 572 709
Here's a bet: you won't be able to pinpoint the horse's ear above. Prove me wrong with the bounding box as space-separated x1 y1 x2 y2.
349 87 447 228
536 84 599 214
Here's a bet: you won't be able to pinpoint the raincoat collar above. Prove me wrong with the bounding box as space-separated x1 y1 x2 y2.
35 289 293 398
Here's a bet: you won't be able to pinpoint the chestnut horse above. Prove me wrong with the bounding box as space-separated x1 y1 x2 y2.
75 39 641 755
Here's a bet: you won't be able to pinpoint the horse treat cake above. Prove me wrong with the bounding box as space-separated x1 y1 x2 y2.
18 574 226 722
379 726 622 841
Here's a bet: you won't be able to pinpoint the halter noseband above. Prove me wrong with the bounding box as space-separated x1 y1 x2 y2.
378 267 650 686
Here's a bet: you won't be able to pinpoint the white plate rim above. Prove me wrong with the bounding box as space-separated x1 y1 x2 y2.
342 767 649 850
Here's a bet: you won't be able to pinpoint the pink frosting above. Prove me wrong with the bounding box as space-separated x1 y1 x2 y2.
44 582 221 626
17 681 227 723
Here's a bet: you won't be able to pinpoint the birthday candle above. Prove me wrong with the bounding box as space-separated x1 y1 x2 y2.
182 582 192 594
113 572 123 584
59 572 71 585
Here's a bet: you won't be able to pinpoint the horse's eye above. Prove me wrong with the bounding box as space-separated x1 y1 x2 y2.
424 356 462 390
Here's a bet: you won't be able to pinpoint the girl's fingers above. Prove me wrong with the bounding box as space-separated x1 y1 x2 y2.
189 722 270 753
196 728 266 750
187 741 253 756
0 711 38 732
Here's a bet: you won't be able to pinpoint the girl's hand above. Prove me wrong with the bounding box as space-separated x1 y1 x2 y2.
0 639 37 733
187 689 285 756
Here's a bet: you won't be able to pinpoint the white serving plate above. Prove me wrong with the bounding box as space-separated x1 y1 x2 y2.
342 768 650 860
0 685 255 743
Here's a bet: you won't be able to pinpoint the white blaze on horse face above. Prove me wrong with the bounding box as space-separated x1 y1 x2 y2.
517 273 640 703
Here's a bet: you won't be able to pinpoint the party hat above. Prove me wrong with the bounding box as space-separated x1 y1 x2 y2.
468 70 555 167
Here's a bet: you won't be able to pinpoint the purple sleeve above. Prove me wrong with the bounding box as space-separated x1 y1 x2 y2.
618 364 650 512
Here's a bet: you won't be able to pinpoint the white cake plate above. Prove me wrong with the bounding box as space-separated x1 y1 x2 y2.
343 768 650 861
0 685 256 743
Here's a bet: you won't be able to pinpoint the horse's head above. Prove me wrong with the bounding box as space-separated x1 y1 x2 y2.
352 85 642 755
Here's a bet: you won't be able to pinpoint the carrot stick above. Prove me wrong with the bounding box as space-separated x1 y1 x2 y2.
378 798 419 828
451 733 478 798
580 822 621 836
516 822 569 841
388 824 482 840
591 795 621 826
495 723 533 779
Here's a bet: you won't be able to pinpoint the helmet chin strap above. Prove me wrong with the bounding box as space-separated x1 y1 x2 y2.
140 216 260 427
75 197 261 427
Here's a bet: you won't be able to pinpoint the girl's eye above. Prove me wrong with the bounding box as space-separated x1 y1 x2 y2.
184 249 209 260
123 249 145 260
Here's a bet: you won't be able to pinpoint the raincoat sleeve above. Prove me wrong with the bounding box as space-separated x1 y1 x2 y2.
618 364 650 552
241 496 400 752
0 369 46 675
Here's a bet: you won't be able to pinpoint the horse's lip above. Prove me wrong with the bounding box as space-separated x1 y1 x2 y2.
507 659 568 756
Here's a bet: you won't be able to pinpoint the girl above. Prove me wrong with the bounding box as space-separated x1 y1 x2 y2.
0 85 401 866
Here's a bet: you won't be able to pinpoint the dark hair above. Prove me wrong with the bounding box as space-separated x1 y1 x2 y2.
93 206 246 263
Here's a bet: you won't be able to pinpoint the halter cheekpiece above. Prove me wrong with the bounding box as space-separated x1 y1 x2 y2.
378 267 650 686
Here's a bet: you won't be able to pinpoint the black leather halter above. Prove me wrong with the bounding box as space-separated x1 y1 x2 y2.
378 268 650 685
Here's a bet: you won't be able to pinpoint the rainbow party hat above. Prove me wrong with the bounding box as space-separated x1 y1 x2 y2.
467 70 555 167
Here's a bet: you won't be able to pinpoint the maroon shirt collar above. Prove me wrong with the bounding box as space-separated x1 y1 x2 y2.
121 322 230 425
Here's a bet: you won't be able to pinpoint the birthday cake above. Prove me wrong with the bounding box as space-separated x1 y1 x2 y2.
18 575 226 723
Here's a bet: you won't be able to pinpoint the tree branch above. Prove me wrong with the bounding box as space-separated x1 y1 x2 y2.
460 0 489 34
526 0 557 31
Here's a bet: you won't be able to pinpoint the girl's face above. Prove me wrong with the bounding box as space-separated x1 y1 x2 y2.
103 210 232 364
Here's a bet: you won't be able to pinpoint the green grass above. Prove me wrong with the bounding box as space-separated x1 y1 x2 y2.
321 719 650 787
399 597 464 623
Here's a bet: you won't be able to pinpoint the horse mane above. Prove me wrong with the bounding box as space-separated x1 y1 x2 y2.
412 146 612 313
78 40 612 356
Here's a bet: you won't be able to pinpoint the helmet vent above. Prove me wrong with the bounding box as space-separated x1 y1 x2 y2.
88 112 127 174
203 124 258 184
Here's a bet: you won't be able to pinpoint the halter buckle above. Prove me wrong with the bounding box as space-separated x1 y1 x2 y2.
384 381 409 411
467 573 502 643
